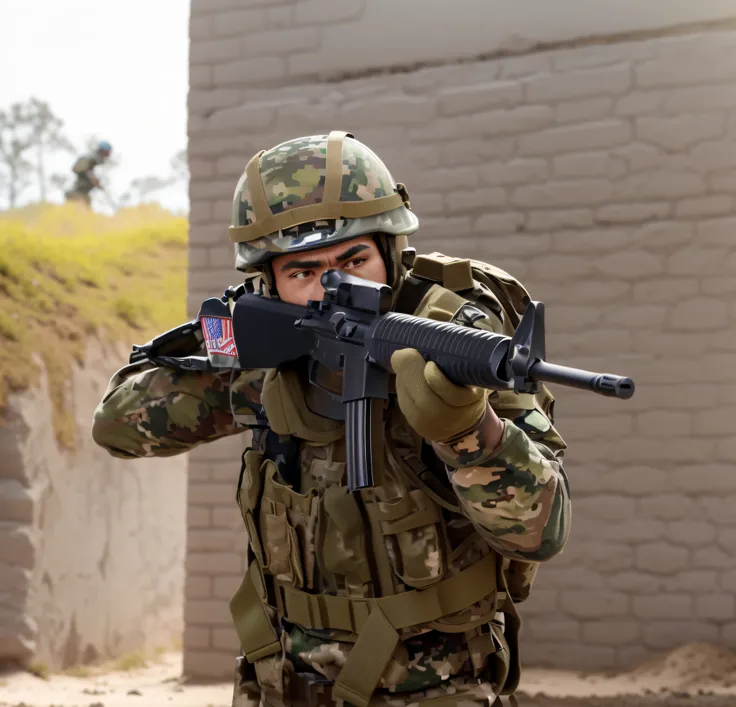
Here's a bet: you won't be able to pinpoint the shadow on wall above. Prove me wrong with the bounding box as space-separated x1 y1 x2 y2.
0 340 187 671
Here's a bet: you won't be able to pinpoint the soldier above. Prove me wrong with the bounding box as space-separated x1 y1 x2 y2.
92 132 571 707
65 140 112 207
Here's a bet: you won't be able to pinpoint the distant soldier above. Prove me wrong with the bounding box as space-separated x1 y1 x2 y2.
65 140 112 207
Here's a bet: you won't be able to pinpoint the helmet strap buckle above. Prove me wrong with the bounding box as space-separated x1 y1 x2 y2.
395 183 411 209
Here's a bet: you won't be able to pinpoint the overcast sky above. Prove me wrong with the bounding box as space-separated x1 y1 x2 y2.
0 0 190 212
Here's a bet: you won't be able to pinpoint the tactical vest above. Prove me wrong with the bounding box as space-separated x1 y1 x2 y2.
229 252 556 706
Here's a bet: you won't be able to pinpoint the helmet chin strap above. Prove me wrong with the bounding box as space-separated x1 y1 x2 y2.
243 264 275 298
372 234 391 286
264 260 278 298
374 232 408 292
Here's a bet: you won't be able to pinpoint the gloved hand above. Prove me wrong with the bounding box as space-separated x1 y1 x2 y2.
391 348 489 443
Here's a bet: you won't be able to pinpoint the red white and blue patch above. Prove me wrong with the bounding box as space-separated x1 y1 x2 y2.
200 316 238 357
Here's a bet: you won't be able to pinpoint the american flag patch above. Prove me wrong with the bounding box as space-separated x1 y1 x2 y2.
200 316 238 357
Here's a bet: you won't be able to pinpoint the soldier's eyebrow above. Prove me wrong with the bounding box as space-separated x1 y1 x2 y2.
335 244 370 263
279 244 371 272
280 258 321 272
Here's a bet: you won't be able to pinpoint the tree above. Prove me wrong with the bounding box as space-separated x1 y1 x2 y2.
49 172 69 200
123 175 174 205
119 149 187 207
0 102 36 208
170 148 189 185
27 98 75 202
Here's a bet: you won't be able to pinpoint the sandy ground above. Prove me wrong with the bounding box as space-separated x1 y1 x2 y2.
1 643 735 707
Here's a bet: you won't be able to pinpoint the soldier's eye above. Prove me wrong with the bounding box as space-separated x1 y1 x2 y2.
344 258 366 270
291 270 312 280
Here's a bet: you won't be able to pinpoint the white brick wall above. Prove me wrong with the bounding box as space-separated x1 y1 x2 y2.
186 6 736 679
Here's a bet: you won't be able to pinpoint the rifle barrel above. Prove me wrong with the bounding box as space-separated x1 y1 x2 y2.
529 360 634 399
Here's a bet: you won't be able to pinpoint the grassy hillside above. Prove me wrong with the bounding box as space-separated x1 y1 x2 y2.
0 203 189 450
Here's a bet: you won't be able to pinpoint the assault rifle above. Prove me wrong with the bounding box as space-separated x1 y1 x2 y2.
131 269 635 492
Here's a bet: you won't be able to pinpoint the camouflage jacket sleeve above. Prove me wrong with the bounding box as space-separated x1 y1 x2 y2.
432 397 571 563
91 360 265 459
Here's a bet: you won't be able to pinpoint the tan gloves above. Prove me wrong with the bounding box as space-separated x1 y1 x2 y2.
390 348 488 443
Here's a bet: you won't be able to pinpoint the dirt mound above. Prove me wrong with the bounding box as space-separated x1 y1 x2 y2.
627 643 736 689
519 643 736 700
0 202 187 449
518 697 735 707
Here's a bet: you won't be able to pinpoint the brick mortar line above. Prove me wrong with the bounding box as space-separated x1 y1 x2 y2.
192 16 736 89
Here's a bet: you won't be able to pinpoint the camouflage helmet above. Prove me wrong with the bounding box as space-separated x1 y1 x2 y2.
229 131 418 272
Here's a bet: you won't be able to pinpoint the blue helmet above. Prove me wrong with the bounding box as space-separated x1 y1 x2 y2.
97 140 112 155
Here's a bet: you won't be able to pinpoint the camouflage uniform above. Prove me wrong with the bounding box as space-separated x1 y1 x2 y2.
66 151 104 205
93 132 571 707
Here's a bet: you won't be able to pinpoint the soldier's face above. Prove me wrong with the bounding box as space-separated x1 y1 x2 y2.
271 235 387 305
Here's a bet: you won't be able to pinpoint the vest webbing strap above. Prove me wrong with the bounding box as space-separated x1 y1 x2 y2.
229 562 280 663
332 606 399 707
276 551 499 633
229 552 502 704
363 500 397 598
278 552 500 707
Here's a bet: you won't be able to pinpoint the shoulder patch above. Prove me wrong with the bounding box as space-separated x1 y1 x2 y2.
201 316 238 357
